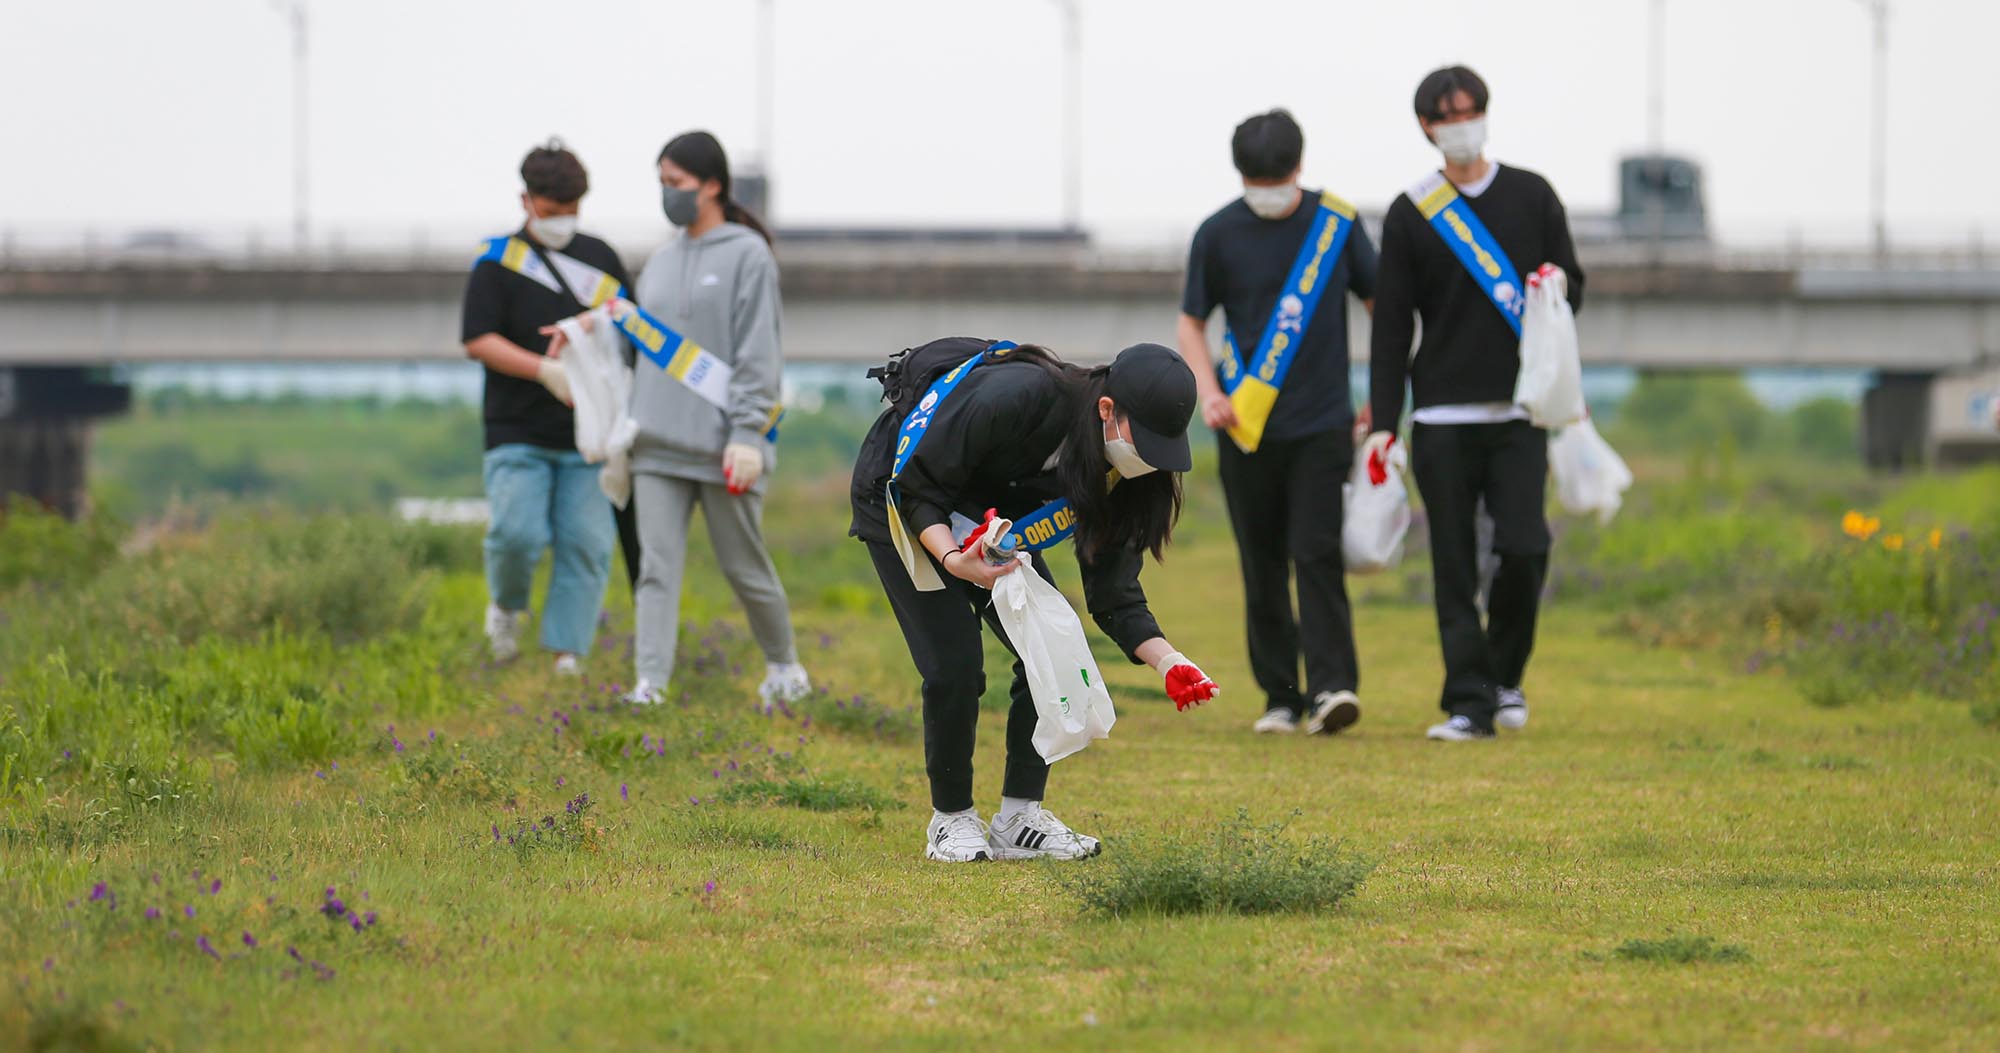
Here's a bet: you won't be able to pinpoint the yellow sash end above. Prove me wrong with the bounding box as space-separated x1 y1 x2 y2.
1225 378 1281 453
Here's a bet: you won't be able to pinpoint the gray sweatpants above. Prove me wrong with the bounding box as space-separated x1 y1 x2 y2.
633 472 798 687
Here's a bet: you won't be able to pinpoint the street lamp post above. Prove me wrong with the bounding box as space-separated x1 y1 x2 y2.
1860 0 1889 260
272 0 310 252
1051 0 1081 233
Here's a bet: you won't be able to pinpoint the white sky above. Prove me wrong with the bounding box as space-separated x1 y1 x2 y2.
1 0 1988 250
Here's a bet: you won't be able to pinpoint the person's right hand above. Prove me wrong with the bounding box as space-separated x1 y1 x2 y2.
1360 431 1396 485
941 547 1020 590
536 357 573 406
1201 391 1238 430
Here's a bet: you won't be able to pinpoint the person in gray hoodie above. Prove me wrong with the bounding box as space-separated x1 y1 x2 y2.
624 131 809 706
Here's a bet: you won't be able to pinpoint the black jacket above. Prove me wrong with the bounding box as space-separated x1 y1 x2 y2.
849 351 1164 662
1369 165 1584 432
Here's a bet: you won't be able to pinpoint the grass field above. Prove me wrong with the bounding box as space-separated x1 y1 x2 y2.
5 459 1999 1051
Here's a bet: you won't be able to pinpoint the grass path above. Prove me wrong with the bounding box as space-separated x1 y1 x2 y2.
4 525 1997 1052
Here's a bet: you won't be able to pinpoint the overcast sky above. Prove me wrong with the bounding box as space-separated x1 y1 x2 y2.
1 0 1987 250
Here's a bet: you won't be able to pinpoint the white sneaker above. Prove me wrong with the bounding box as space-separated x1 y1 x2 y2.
1253 708 1299 734
1427 714 1496 742
924 811 992 863
1495 687 1529 729
485 604 527 662
553 654 581 677
1307 691 1361 736
625 678 665 705
758 662 812 705
987 804 1101 861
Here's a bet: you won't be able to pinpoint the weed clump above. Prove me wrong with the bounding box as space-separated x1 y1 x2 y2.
1612 934 1751 964
1058 812 1373 918
718 775 899 812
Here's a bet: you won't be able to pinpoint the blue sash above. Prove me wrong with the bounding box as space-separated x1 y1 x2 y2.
1407 172 1524 336
884 341 1077 588
1215 191 1358 453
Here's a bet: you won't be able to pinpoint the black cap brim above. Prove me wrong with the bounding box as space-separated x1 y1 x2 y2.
1128 417 1193 474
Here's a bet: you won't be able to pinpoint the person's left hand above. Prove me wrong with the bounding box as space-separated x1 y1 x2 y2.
722 443 764 495
1153 650 1218 711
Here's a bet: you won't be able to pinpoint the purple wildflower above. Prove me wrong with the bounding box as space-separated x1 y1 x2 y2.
89 882 110 903
620 783 629 801
184 905 196 919
197 935 221 960
145 907 161 920
243 931 258 948
349 914 364 932
492 824 501 841
288 946 303 961
704 881 716 895
363 911 377 927
556 776 566 787
42 958 53 972
315 770 326 779
208 879 221 895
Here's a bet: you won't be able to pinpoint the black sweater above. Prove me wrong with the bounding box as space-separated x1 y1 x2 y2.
848 355 1163 662
1368 165 1585 432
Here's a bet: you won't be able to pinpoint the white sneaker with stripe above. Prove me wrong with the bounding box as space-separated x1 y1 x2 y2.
924 811 991 863
986 804 1101 861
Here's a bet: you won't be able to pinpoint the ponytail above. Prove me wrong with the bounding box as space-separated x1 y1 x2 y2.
723 198 774 246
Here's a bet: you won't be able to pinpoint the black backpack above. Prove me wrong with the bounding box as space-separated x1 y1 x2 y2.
866 337 1003 422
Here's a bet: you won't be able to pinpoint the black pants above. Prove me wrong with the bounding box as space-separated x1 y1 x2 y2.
1411 421 1551 730
866 540 1050 813
614 499 642 593
1217 428 1359 717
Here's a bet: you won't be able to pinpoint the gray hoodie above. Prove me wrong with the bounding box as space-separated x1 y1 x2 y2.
629 222 783 487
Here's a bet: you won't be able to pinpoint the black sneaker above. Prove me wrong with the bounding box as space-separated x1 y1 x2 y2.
1307 691 1361 735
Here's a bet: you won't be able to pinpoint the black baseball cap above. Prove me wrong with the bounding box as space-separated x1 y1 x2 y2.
1106 343 1197 473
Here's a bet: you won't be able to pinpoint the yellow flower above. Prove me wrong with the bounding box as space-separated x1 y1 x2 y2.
1863 516 1881 540
1882 533 1904 551
1929 528 1944 550
1842 511 1866 538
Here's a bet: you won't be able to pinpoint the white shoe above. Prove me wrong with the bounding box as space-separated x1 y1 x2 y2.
1495 687 1529 729
625 678 665 705
1427 714 1496 742
1253 708 1299 734
485 604 527 662
987 804 1101 861
924 811 992 863
1307 691 1361 736
553 654 581 677
758 662 812 705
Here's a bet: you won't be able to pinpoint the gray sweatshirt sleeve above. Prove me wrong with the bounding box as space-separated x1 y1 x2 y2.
726 247 784 447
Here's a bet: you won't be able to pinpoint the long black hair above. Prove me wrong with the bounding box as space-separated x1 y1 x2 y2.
658 131 774 245
1005 345 1182 563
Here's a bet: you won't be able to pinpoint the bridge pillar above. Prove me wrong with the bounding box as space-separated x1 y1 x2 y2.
0 367 131 519
1860 372 1934 472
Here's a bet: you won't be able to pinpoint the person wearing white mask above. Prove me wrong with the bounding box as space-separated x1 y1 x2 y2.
847 340 1218 861
1175 109 1377 739
1365 66 1586 741
461 139 629 674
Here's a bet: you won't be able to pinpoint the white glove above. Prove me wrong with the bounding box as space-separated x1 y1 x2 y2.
1361 430 1395 465
722 442 764 494
536 358 572 406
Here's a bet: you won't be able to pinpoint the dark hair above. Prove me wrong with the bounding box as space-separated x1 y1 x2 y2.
520 138 588 203
1414 66 1490 123
1230 110 1304 181
659 131 773 246
1006 345 1181 562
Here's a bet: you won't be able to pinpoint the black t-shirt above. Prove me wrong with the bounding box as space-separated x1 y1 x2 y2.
460 229 633 451
1181 190 1378 443
1368 164 1585 432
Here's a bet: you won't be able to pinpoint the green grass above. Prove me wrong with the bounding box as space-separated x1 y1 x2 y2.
4 463 1998 1050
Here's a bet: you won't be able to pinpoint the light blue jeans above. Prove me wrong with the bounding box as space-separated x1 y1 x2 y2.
482 443 615 656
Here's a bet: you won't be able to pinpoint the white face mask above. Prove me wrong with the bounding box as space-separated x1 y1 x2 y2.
1242 183 1298 220
1431 117 1488 165
526 208 578 251
1103 418 1157 478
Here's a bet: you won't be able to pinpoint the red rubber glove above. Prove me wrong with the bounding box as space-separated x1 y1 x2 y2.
1153 651 1217 711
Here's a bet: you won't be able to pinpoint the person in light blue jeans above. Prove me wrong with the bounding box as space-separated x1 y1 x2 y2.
481 444 615 663
460 141 631 672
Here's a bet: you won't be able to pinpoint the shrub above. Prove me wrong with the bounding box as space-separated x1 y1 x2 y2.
718 775 899 812
0 502 121 593
1058 812 1374 918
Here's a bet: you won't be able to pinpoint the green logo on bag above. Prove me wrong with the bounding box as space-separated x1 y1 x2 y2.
1081 668 1091 687
1058 695 1071 714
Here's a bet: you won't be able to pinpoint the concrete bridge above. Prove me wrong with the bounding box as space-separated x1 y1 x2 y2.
3 233 1998 511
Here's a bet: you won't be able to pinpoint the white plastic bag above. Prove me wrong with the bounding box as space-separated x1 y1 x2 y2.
554 306 639 508
1513 267 1586 429
1342 440 1411 574
988 553 1115 763
1549 418 1634 525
